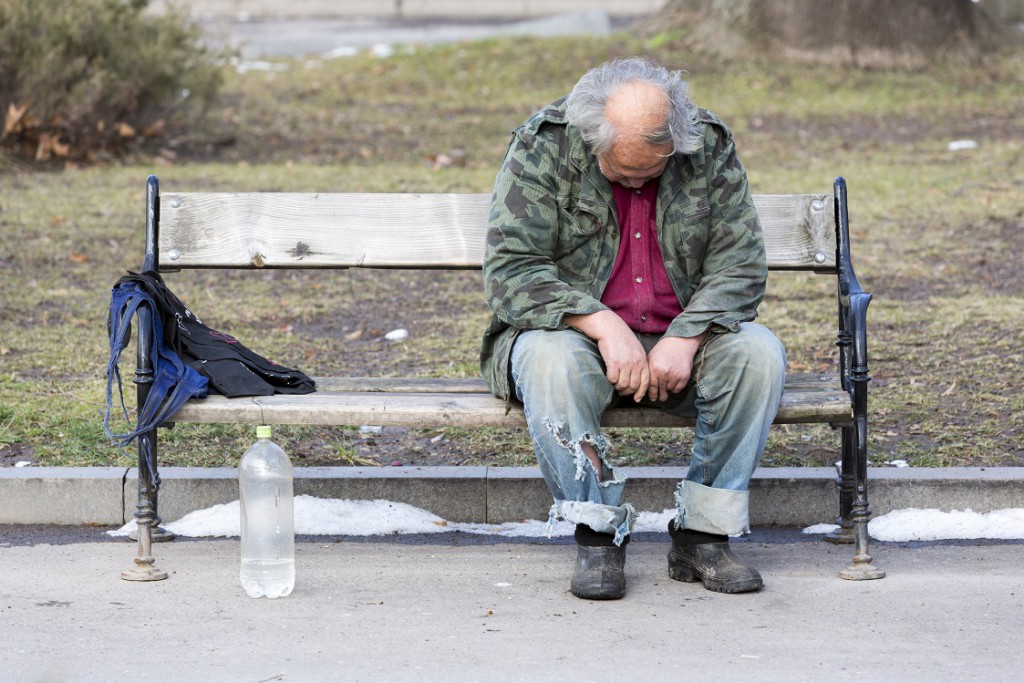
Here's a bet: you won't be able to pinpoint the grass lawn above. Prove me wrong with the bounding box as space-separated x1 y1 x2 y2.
1 33 1022 469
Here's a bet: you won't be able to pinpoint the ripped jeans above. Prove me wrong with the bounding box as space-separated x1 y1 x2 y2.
510 323 786 545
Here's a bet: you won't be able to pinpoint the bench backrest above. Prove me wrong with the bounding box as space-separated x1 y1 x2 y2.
154 190 838 273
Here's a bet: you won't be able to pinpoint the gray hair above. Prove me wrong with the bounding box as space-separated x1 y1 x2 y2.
565 57 702 156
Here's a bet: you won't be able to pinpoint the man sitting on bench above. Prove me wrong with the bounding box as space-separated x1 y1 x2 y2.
480 57 786 599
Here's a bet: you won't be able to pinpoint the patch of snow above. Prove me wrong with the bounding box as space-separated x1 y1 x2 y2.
803 508 1024 542
108 498 677 539
947 139 979 151
322 46 359 59
109 497 1024 543
869 508 1024 542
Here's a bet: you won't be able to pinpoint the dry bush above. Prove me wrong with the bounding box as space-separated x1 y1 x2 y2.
0 0 227 164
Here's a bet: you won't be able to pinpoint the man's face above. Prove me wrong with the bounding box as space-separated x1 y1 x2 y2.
596 139 673 189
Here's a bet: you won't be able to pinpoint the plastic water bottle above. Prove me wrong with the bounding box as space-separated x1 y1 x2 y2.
239 425 295 598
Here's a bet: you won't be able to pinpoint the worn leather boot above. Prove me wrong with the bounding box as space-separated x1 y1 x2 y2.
667 520 763 594
570 524 627 600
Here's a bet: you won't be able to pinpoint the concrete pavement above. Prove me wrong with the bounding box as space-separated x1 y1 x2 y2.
2 528 1022 682
146 0 668 21
149 1 660 60
3 466 1024 680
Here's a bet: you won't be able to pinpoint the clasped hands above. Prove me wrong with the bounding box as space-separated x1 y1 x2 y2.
565 310 705 403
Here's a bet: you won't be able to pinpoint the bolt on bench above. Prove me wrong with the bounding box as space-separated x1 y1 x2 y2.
122 174 883 582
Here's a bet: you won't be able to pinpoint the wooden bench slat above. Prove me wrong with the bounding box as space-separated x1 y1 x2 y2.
168 374 851 428
313 377 491 393
314 373 844 394
159 192 837 272
755 194 836 271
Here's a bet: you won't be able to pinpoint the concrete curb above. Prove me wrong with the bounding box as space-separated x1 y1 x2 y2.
2 466 1023 527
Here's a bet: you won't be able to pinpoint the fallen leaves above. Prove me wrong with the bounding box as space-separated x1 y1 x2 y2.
114 121 136 138
427 148 467 171
2 102 31 140
35 132 70 161
3 100 175 164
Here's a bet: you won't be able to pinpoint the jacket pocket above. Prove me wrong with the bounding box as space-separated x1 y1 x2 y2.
665 197 712 263
554 196 607 283
680 197 710 223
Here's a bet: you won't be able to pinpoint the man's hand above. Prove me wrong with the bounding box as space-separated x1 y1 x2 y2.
565 311 650 402
647 334 706 402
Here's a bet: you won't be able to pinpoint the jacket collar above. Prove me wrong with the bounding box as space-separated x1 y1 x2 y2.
568 125 614 206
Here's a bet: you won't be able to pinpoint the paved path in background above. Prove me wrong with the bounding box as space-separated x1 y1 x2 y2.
201 11 637 58
2 528 1023 681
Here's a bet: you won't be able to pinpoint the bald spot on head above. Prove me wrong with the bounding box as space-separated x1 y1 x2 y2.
605 81 669 139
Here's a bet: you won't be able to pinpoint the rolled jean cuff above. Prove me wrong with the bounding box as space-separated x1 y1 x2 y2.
674 480 751 536
549 500 638 546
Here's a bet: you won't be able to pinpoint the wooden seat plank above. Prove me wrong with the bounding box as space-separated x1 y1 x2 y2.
169 374 851 428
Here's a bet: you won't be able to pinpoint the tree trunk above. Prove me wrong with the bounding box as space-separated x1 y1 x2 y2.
649 0 1010 68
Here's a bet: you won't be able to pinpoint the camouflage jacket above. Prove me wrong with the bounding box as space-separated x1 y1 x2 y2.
480 98 766 400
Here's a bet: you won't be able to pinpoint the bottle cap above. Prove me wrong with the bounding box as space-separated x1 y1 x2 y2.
256 425 272 439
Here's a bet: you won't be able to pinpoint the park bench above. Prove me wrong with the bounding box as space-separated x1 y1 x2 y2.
121 174 883 583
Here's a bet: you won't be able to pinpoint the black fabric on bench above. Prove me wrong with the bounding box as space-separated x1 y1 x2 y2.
116 271 316 398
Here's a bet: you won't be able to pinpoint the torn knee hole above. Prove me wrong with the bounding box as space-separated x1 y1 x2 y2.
543 420 612 482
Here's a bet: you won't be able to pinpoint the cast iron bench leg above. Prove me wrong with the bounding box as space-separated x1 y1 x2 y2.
838 291 884 580
121 300 169 581
122 431 167 581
